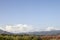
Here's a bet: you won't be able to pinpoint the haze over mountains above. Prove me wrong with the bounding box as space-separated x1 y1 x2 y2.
0 24 60 33
0 29 12 34
0 28 60 35
0 30 60 35
0 24 60 35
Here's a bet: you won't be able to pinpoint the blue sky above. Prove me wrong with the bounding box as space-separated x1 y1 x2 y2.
0 0 60 32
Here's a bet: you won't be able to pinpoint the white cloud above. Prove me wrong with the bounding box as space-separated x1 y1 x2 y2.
0 24 60 33
45 27 60 31
0 24 38 33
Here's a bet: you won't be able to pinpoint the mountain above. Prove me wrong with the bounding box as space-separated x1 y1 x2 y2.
26 30 60 35
0 29 60 35
0 29 12 34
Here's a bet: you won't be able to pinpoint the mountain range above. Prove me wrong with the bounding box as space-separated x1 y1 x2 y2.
0 29 60 35
0 30 12 34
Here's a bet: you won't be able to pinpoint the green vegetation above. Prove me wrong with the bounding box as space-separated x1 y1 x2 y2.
0 34 59 40
0 34 42 40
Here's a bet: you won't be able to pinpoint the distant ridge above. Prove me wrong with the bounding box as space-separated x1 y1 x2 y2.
27 30 60 35
0 29 12 34
0 29 60 35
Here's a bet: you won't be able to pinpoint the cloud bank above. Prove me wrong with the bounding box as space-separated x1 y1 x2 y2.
45 27 60 31
0 24 60 33
0 24 39 33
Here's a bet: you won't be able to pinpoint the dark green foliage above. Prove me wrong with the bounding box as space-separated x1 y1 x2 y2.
0 34 42 40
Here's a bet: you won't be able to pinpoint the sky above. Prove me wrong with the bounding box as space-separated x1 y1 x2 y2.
0 0 60 33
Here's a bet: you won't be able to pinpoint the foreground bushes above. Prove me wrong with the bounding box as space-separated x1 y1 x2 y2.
0 36 13 40
0 34 42 40
0 34 59 40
